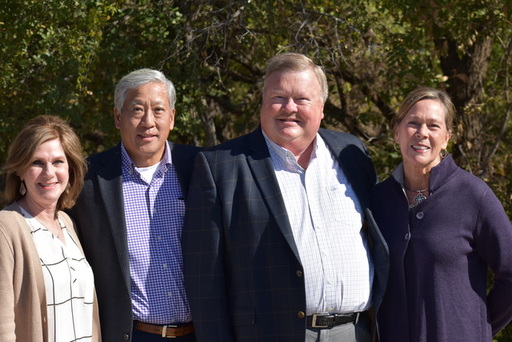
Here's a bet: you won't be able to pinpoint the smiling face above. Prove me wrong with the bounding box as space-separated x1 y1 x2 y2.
260 69 325 155
395 99 452 173
20 138 69 212
114 81 175 167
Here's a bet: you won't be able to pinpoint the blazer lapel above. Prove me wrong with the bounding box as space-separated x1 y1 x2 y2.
246 129 301 262
170 143 199 198
95 147 131 289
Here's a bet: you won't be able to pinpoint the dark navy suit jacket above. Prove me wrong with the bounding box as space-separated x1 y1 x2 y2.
182 128 389 342
69 143 201 341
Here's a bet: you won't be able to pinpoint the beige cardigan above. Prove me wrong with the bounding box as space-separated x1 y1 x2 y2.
0 203 101 342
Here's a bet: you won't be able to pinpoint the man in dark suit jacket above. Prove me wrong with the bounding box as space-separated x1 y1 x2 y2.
182 53 389 342
69 69 200 342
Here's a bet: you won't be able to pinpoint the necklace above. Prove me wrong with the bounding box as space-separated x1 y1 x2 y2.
50 219 63 240
404 186 428 209
18 203 64 241
37 216 63 240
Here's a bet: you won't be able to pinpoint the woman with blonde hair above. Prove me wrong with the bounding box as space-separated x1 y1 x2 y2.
372 87 512 341
0 115 101 342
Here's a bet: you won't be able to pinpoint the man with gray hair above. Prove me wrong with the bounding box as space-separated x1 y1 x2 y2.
70 68 200 341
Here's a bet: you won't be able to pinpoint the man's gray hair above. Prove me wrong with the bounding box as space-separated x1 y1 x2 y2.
114 68 176 111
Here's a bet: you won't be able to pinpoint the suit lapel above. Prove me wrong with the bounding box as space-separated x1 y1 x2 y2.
95 146 131 289
246 129 301 261
170 143 198 198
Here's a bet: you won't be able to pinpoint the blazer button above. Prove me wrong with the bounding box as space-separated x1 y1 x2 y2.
124 333 130 341
298 311 306 319
416 212 424 219
296 270 303 277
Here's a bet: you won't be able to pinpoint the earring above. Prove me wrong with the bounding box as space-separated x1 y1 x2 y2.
19 181 26 196
393 142 400 152
440 149 447 159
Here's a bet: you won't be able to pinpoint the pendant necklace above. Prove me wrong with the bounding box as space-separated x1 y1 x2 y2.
405 186 428 209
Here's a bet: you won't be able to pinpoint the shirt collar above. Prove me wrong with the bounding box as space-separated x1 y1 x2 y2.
391 162 406 187
262 130 319 172
391 154 453 191
120 141 173 174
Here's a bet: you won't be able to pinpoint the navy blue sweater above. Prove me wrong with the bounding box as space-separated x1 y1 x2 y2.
372 155 512 341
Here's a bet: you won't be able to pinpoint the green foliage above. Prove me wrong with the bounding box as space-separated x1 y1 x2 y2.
0 0 119 161
1 0 512 336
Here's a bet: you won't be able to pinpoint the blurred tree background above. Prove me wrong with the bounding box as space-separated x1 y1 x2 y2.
1 0 511 338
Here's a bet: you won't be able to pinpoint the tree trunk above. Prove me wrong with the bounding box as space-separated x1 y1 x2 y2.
436 35 493 175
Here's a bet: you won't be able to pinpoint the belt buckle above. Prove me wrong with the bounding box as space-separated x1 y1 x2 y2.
162 325 177 338
311 313 329 328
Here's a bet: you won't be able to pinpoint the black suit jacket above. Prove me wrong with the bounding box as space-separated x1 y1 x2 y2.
68 142 201 342
182 128 389 342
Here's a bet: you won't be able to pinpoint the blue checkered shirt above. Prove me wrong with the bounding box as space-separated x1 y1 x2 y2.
121 142 192 324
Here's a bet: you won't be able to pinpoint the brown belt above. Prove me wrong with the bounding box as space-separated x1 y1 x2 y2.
134 321 194 338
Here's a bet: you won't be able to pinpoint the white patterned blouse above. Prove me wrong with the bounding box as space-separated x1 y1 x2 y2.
21 207 95 342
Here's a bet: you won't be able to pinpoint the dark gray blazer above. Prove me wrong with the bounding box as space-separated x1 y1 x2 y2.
182 127 389 342
68 142 201 342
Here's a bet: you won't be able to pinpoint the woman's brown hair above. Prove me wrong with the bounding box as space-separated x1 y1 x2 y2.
3 115 86 210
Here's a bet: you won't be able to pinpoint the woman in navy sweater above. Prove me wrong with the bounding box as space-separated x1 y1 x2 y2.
372 87 512 341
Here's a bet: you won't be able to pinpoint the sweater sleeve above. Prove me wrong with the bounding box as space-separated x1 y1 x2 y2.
0 222 16 342
474 187 512 336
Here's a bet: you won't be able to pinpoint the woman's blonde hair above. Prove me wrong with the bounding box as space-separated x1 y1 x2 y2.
393 86 456 132
3 115 87 210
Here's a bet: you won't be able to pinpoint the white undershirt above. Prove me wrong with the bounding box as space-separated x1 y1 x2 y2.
135 162 160 183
